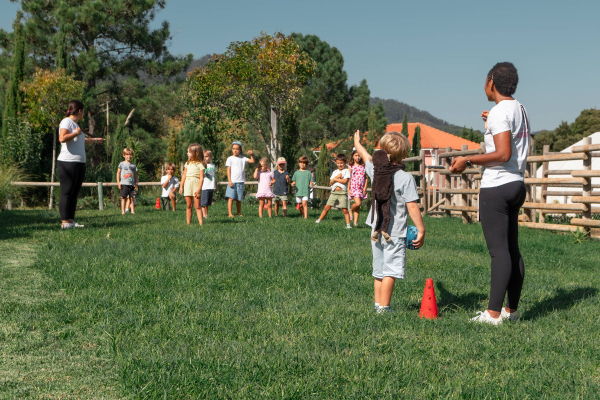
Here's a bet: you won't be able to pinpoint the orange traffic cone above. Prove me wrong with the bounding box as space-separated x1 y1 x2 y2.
155 197 161 210
419 278 438 319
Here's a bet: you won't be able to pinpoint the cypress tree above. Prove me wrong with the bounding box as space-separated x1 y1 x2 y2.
55 24 69 72
2 12 25 139
411 124 422 180
400 113 409 138
316 138 330 200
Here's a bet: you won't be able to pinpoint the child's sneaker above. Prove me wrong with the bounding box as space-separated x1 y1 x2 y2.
315 219 321 224
72 222 85 228
374 303 380 312
346 223 351 229
500 308 520 322
470 310 503 325
377 306 395 314
61 222 74 229
125 209 130 214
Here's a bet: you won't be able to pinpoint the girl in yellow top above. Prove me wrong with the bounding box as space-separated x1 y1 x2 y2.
179 143 205 225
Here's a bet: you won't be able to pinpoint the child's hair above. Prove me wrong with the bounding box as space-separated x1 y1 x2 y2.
123 148 133 157
335 153 347 164
379 132 410 163
348 150 364 166
187 143 206 166
65 100 84 117
231 141 243 152
259 157 270 170
487 62 518 97
204 149 213 157
298 155 309 165
165 162 175 172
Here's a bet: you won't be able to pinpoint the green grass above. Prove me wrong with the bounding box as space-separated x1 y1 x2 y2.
1 202 599 399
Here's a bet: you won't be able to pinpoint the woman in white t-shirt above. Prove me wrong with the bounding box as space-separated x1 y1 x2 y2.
57 100 104 229
450 62 529 325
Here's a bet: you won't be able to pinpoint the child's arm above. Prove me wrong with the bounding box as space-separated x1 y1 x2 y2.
162 177 170 188
353 130 372 163
247 150 255 164
270 176 276 186
253 168 260 179
195 170 204 198
227 166 233 187
179 169 186 195
406 201 426 249
116 168 122 189
363 174 369 195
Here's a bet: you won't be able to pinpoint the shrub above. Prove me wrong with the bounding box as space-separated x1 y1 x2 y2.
0 165 27 210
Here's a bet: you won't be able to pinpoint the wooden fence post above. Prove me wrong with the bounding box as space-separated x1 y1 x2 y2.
443 147 452 216
540 145 550 224
98 182 104 210
582 137 592 235
420 149 427 216
460 145 470 223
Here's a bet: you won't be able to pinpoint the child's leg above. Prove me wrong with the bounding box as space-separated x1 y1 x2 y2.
236 200 242 216
318 205 331 220
374 278 382 304
171 195 177 211
121 197 126 214
258 198 264 218
342 208 350 224
282 200 287 217
379 277 396 307
185 196 193 224
201 206 207 217
302 200 309 218
267 199 272 217
351 197 361 224
194 196 203 226
274 200 279 216
130 196 135 214
227 198 234 217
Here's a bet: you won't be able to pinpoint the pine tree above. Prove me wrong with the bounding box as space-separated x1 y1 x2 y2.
55 24 68 72
401 113 408 137
2 12 25 139
411 125 422 181
316 138 330 200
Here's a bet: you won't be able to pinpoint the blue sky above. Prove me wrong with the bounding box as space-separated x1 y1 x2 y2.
2 0 599 131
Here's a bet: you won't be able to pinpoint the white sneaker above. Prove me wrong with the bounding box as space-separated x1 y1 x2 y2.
500 308 520 322
377 306 395 314
470 310 503 325
346 224 352 229
315 219 321 224
72 222 85 228
61 223 74 229
125 209 130 214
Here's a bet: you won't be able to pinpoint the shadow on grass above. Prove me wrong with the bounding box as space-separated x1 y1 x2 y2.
524 287 598 321
0 210 58 240
406 281 487 313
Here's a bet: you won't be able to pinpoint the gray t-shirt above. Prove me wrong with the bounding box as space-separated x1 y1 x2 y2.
118 162 137 186
365 160 419 238
57 118 86 163
273 170 290 195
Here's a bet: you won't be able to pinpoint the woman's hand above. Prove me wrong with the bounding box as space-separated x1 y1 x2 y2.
449 157 467 174
74 127 82 135
179 187 183 195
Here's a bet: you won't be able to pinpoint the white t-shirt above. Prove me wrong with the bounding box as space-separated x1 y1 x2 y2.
226 156 249 183
480 99 530 188
57 118 86 163
161 175 180 197
330 168 351 191
202 163 216 190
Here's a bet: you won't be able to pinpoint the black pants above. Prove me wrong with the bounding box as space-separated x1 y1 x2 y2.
57 161 86 221
480 181 527 312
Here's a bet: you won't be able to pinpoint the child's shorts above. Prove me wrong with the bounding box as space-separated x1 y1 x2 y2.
201 189 214 207
225 182 245 201
326 191 348 208
274 194 288 202
183 177 200 197
296 196 309 203
372 235 406 279
120 185 135 198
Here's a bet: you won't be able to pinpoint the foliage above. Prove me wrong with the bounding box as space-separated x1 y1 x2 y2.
571 228 590 244
2 12 25 140
400 113 409 137
534 109 600 154
0 117 43 176
315 138 330 199
461 126 482 144
184 32 316 163
54 24 69 73
366 102 387 154
0 164 27 208
409 124 422 176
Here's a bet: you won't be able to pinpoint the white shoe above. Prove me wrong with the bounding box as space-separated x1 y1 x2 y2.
470 310 503 325
61 223 74 229
500 308 520 322
377 306 395 314
72 222 85 228
315 219 321 224
125 209 130 214
346 224 352 229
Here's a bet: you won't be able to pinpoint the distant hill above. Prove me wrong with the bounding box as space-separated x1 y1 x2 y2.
370 97 481 137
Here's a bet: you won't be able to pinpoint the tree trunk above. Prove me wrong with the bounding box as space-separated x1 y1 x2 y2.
269 107 279 165
49 129 56 210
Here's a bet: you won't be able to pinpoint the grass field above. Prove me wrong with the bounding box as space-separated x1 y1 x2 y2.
1 201 599 399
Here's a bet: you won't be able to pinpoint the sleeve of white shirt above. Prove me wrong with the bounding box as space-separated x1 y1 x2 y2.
225 157 233 167
486 107 511 136
161 176 168 185
343 169 351 179
365 160 374 181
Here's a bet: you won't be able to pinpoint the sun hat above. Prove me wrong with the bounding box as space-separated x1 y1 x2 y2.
277 157 287 165
232 140 243 149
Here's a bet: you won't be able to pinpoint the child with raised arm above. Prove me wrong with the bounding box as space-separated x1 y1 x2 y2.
160 163 180 211
354 130 425 313
117 148 138 215
315 154 352 228
291 156 314 219
179 143 205 226
201 150 216 218
253 157 276 218
225 141 255 217
348 150 369 226
273 157 290 217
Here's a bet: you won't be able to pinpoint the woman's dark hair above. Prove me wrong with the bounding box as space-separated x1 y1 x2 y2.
65 100 84 117
348 150 364 166
487 62 519 97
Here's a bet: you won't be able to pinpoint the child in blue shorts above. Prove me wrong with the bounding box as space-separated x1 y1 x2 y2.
353 130 426 313
225 141 255 217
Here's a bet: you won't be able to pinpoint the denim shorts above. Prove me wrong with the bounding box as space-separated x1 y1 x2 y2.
201 189 214 207
225 182 245 201
371 236 406 279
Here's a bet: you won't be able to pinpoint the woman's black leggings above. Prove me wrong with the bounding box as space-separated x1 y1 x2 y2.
479 180 527 312
57 161 86 221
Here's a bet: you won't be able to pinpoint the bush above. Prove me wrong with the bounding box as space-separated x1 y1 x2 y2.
0 165 27 210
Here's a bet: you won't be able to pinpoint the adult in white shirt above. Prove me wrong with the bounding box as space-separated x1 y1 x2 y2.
57 100 104 229
450 62 529 325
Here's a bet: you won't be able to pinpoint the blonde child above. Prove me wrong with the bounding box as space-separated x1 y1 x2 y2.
160 163 180 211
201 150 216 218
253 157 276 218
315 153 352 228
273 157 290 216
117 148 138 215
348 150 368 226
291 156 314 219
225 141 255 217
179 143 205 225
353 130 425 313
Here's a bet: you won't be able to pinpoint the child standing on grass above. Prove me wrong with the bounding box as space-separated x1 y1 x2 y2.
201 150 216 218
348 150 368 226
254 157 276 218
291 156 314 219
353 130 425 313
225 141 255 217
315 154 352 228
117 148 138 215
273 157 290 217
179 143 205 226
160 163 180 211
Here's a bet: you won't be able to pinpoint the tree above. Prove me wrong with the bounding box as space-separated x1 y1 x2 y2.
400 113 409 137
410 124 422 177
366 102 387 154
2 12 25 140
54 24 68 73
185 32 316 164
315 138 330 200
21 68 85 208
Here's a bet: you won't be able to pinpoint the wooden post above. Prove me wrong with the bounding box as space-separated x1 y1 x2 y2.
582 137 592 234
443 146 452 217
540 145 550 224
420 149 426 216
98 182 104 210
460 145 470 223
